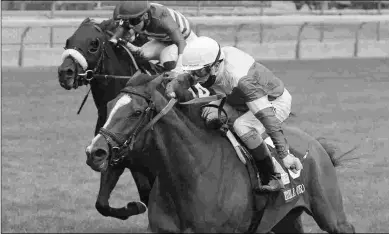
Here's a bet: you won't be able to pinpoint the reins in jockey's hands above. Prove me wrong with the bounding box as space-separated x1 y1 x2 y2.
283 153 303 174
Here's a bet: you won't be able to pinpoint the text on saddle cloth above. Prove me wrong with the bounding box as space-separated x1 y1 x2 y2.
225 132 307 204
266 138 308 204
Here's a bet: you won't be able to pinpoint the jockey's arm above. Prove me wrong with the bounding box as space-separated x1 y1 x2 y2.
238 79 289 160
161 16 187 65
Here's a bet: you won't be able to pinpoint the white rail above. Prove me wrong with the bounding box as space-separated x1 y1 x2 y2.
3 15 389 66
3 15 389 27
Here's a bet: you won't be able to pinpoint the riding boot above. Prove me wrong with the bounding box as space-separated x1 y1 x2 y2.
250 142 284 193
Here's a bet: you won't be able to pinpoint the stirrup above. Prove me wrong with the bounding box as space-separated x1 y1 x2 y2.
255 175 284 193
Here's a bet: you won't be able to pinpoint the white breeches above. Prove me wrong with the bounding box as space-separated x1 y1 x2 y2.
140 31 198 66
203 89 292 148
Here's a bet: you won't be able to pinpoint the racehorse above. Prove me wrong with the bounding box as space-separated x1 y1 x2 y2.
86 74 356 233
57 17 164 220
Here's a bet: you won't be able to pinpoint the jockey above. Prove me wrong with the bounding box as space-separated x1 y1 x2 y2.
110 1 198 72
165 36 303 193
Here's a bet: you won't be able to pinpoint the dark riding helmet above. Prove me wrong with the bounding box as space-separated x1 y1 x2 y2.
113 1 150 20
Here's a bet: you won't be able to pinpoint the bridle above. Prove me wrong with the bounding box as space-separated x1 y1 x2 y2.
96 90 227 167
98 89 157 167
68 24 141 114
75 24 107 86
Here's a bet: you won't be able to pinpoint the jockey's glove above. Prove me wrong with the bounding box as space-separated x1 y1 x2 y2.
282 152 303 174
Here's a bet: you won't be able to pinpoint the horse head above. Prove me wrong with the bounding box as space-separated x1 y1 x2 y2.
85 74 164 172
58 18 111 90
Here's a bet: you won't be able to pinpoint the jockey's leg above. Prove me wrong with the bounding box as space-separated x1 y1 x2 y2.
160 31 198 71
233 112 284 193
270 89 292 123
160 44 178 71
238 90 291 192
125 39 165 61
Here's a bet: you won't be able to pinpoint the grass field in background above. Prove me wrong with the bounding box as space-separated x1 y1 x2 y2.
2 58 389 233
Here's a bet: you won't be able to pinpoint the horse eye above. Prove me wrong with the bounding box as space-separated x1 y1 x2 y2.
131 110 143 117
91 40 98 48
88 39 99 53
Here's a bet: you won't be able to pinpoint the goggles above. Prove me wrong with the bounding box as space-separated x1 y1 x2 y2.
189 66 212 78
116 16 143 29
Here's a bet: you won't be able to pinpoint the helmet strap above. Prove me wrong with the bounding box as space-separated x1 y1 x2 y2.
200 44 222 88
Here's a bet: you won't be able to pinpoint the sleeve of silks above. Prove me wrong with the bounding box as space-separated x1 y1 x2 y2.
253 105 289 159
161 12 187 55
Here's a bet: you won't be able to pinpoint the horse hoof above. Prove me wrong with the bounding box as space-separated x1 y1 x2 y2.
95 202 111 217
127 201 147 214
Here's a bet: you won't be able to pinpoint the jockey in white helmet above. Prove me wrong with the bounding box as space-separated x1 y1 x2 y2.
165 36 303 193
110 1 197 72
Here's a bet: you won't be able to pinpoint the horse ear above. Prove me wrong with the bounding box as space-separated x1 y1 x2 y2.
147 73 166 91
80 17 91 26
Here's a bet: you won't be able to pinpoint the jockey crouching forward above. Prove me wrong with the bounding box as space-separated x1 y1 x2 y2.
165 36 303 193
110 1 198 72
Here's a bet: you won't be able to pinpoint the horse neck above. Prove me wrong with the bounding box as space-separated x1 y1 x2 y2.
90 40 134 114
148 92 254 231
102 40 135 76
151 92 229 190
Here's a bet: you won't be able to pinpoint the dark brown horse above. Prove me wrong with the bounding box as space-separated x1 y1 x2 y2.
57 17 164 220
86 74 356 233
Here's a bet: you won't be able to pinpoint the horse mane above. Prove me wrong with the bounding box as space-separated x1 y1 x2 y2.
124 76 222 141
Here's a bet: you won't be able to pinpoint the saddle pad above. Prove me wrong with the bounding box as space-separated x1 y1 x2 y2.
265 137 306 206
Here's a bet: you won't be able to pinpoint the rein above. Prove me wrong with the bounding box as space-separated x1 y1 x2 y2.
98 90 226 167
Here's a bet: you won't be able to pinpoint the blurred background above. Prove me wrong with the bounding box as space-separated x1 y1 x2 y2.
2 1 389 66
2 1 389 13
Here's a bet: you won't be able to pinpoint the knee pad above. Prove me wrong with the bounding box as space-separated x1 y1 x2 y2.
239 130 263 150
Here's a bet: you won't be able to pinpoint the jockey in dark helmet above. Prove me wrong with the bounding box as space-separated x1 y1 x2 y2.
165 36 304 193
110 1 198 73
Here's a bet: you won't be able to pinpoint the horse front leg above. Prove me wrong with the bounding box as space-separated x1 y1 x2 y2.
305 155 355 233
95 165 145 220
125 151 157 209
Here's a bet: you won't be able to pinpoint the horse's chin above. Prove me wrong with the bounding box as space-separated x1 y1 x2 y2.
59 76 76 90
87 157 109 172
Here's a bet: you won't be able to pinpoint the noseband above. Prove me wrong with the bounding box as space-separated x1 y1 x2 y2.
98 90 156 167
76 39 106 85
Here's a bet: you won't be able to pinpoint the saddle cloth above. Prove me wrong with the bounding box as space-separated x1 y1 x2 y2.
226 131 306 205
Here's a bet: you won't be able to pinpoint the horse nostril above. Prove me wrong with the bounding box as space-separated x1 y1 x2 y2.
93 148 108 159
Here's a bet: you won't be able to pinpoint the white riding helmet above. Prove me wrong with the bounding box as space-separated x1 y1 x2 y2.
182 36 223 71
